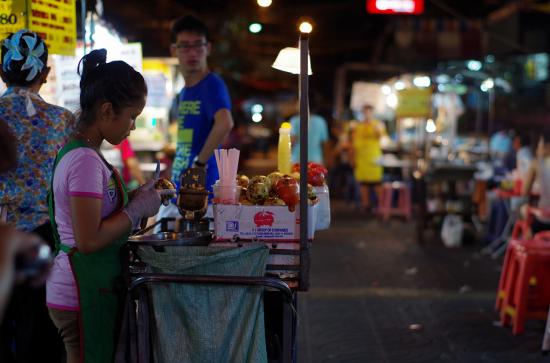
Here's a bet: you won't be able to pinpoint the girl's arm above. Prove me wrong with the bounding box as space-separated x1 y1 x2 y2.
70 197 131 254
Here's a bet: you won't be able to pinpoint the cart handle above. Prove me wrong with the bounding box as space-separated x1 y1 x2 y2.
128 273 293 302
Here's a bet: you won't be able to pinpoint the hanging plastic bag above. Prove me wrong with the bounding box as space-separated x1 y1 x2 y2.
441 214 463 248
314 185 331 230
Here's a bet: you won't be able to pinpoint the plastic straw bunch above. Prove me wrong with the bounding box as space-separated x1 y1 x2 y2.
214 148 240 186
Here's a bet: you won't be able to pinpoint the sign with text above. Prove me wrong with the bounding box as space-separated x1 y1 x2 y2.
396 88 432 118
366 0 424 15
0 0 76 56
0 0 25 37
29 0 76 56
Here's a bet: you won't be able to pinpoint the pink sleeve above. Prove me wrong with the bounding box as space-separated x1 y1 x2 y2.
118 139 135 161
67 153 105 199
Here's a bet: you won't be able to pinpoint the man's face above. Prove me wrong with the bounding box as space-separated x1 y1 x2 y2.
171 31 210 75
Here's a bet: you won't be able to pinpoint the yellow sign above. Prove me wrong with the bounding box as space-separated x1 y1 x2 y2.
0 0 76 56
0 0 25 38
396 88 432 118
29 0 76 56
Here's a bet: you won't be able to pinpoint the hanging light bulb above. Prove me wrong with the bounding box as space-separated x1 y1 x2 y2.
257 0 272 7
299 21 313 34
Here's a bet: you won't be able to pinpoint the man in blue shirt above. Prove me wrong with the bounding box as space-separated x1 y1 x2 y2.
170 15 234 190
289 101 329 164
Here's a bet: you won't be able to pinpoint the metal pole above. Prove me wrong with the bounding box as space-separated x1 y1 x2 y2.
81 0 86 54
298 33 310 291
475 89 482 135
488 88 495 136
24 0 30 29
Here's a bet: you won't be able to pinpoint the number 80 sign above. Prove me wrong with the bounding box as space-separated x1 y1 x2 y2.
0 0 23 36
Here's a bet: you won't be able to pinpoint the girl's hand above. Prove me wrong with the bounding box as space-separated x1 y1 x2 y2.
122 180 161 226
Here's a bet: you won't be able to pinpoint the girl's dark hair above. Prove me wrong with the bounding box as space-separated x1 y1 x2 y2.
1 31 48 86
77 49 147 126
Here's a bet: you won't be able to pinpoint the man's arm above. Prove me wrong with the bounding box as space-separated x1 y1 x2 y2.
196 108 234 164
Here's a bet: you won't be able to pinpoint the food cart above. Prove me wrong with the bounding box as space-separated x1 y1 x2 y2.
116 35 319 363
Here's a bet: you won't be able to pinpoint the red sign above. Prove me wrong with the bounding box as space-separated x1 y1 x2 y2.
366 0 424 14
253 211 275 227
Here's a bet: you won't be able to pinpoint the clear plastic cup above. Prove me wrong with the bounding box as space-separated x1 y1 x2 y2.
213 184 242 204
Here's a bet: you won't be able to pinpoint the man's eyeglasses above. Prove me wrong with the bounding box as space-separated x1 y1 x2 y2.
173 42 207 52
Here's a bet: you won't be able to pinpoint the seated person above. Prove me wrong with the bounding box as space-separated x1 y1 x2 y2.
522 134 550 235
504 132 533 183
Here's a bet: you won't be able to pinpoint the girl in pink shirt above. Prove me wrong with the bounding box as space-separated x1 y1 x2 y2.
46 49 161 363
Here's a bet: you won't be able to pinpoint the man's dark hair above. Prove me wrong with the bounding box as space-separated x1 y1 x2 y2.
171 15 209 43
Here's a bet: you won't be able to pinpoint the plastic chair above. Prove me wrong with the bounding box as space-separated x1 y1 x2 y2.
377 181 411 221
498 238 550 334
511 207 550 240
496 230 550 313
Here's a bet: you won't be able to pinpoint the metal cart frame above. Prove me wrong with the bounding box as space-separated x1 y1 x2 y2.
117 241 298 363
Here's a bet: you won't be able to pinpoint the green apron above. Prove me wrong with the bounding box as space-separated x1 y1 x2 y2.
48 139 130 363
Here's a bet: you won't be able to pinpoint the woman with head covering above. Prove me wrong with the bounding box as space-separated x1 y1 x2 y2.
0 30 75 363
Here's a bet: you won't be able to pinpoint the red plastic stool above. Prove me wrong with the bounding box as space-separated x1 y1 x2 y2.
535 231 550 242
499 240 550 334
511 207 550 240
495 239 523 313
377 182 411 221
494 238 548 313
511 219 530 240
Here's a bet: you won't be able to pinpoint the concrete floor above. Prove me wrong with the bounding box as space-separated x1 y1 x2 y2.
297 200 547 363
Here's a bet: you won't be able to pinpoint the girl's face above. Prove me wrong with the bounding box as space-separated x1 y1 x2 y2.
101 96 146 145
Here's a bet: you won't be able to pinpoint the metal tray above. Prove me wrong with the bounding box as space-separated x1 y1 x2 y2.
127 231 213 246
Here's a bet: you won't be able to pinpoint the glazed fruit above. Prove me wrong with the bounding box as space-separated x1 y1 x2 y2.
236 174 250 188
307 183 317 201
154 178 175 190
292 162 327 186
246 179 270 204
275 176 299 211
249 175 271 190
266 171 284 192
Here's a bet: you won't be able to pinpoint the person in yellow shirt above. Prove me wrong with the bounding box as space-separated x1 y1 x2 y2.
351 104 386 213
